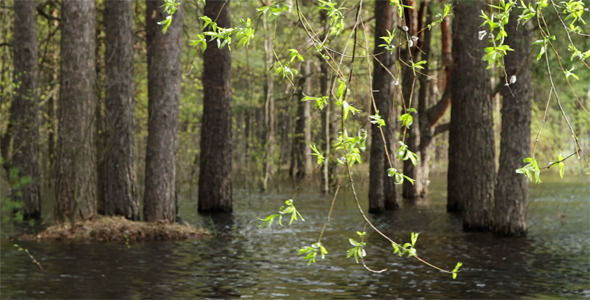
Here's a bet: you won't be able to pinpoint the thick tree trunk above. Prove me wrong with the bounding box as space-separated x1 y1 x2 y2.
494 6 532 237
198 0 233 212
10 0 41 219
369 0 398 213
144 0 183 221
103 0 139 220
55 0 97 223
448 0 495 231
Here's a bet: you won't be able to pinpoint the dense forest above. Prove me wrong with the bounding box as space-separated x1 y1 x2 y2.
1 0 588 244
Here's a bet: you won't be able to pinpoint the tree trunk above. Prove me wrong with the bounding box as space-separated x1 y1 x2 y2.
198 0 233 212
144 0 183 221
448 0 495 231
369 0 399 213
55 0 97 223
9 0 41 219
103 0 139 220
400 0 423 200
292 60 312 179
493 5 532 237
261 9 275 192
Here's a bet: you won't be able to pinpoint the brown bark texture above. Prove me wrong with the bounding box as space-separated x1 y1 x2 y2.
55 0 97 223
144 0 183 221
292 60 312 179
369 0 398 213
103 0 139 220
198 0 233 212
494 6 532 237
10 0 41 219
447 0 496 232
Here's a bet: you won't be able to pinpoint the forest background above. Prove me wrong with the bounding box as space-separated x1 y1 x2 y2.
0 0 588 240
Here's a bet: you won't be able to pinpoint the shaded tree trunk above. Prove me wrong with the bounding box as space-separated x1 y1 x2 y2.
448 0 495 231
8 0 41 219
198 0 233 212
400 0 423 200
144 0 183 221
493 6 532 237
103 0 139 220
369 0 399 213
55 0 97 223
291 60 312 179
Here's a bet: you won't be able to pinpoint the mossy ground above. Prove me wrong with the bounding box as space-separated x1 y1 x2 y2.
20 216 210 241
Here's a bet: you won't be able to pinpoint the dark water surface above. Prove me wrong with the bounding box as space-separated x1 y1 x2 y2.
1 175 589 299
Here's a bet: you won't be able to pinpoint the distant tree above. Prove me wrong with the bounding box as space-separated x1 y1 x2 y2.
6 0 41 220
369 0 399 213
198 0 233 212
447 0 495 231
55 0 97 223
103 0 139 220
494 4 532 237
291 60 312 179
144 0 183 221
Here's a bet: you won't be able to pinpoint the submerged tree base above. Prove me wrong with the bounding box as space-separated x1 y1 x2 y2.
20 216 209 241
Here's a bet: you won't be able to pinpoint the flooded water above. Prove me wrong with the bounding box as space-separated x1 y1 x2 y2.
1 175 589 299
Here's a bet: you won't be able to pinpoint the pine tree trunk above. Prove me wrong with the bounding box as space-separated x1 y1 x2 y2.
369 0 399 213
198 0 233 212
493 5 532 237
448 0 495 231
10 0 41 219
55 0 97 223
144 0 183 221
103 0 139 220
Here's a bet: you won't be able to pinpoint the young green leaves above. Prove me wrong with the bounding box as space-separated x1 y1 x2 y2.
346 231 367 263
258 199 305 229
392 232 419 258
516 157 542 183
299 242 328 265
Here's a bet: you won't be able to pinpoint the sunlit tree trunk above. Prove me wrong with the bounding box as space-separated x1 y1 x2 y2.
55 0 97 223
8 0 41 219
369 0 399 213
144 0 183 221
198 0 233 212
448 0 495 231
261 7 275 192
494 5 532 237
103 0 139 220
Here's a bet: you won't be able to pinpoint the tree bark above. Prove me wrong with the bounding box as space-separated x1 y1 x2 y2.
144 0 183 221
400 0 423 200
198 0 233 212
9 0 41 219
292 60 312 179
261 8 275 192
55 0 97 223
493 5 532 237
103 0 139 220
448 0 495 231
369 0 398 213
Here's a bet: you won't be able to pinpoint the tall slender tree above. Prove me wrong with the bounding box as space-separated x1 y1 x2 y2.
494 5 532 237
261 2 275 192
55 0 97 223
198 0 233 212
8 0 41 219
447 0 495 231
369 0 399 213
103 0 139 220
144 0 183 221
291 60 312 179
